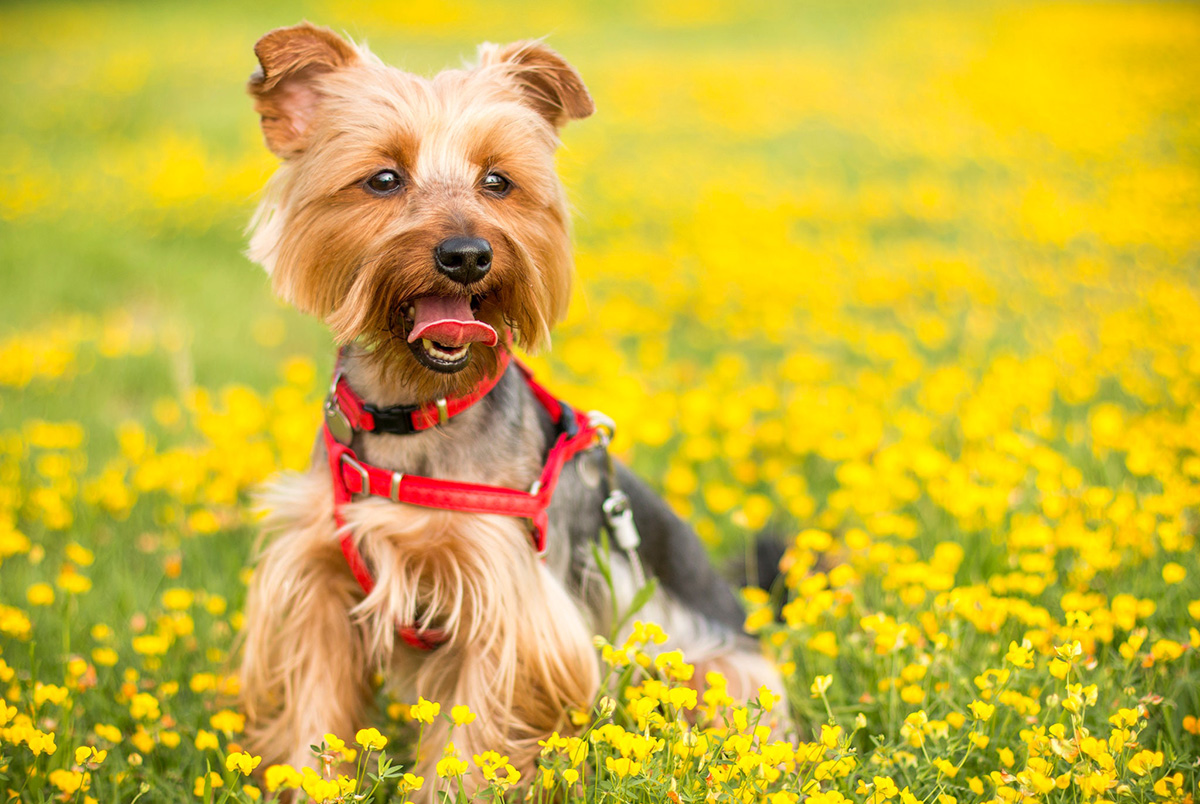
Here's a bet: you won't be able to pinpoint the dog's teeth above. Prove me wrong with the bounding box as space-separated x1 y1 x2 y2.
419 338 467 362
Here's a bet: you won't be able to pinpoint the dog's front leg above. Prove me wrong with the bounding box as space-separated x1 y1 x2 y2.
240 477 374 770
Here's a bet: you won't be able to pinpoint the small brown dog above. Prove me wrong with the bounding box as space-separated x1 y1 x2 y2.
238 22 787 794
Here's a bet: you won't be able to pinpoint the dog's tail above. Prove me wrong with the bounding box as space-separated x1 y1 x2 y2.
746 532 789 592
726 527 790 621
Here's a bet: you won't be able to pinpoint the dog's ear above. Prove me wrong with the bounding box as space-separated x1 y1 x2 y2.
249 22 359 158
479 40 594 129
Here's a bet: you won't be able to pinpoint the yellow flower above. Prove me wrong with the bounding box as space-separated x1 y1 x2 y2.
933 758 958 778
132 634 170 656
322 732 356 761
34 682 69 706
194 729 219 750
745 606 774 632
95 723 122 743
75 746 108 767
24 728 57 756
758 684 780 711
264 764 302 791
810 674 833 698
226 751 262 775
65 542 95 566
1004 640 1034 669
92 646 119 667
1162 563 1186 584
355 727 387 751
129 692 161 721
193 772 223 797
808 630 840 658
411 696 440 724
210 709 245 733
162 588 194 610
605 755 642 778
968 701 995 722
49 769 88 794
57 568 92 594
437 744 468 778
451 704 476 726
131 727 154 754
27 582 55 606
1127 749 1163 776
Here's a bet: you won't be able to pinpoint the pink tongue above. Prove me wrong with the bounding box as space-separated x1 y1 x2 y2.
407 296 498 348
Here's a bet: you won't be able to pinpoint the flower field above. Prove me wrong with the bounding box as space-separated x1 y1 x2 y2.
2 0 1199 802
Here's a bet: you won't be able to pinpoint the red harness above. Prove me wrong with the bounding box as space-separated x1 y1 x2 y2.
322 348 604 650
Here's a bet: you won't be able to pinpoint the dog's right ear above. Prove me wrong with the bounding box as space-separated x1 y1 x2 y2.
248 22 359 158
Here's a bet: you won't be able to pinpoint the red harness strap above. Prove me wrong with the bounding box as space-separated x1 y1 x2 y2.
324 353 601 650
328 350 512 436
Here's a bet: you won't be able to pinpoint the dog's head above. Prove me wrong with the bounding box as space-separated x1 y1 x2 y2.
246 23 592 396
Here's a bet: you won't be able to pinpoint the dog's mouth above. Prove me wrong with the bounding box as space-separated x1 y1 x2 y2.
399 294 498 374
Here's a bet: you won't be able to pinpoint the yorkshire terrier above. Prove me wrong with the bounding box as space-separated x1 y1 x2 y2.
238 22 788 793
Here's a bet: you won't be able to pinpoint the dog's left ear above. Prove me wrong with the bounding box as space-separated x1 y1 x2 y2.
479 40 594 129
249 22 360 158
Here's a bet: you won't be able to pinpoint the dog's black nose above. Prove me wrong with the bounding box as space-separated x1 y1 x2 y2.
434 237 492 285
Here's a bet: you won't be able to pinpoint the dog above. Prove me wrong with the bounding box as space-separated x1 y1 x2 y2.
237 22 788 794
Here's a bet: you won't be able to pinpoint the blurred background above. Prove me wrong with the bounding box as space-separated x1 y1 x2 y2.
1 0 1198 549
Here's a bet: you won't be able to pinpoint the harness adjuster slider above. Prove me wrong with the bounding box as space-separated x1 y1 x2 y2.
339 452 370 494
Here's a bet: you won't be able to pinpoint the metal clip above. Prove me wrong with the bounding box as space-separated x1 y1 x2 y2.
602 489 640 552
435 397 449 426
587 410 616 446
325 394 354 445
389 472 404 502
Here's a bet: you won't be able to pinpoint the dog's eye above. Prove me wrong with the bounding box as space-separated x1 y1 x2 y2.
365 170 404 195
481 172 512 197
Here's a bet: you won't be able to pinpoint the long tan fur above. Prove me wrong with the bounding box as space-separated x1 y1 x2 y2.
243 469 597 793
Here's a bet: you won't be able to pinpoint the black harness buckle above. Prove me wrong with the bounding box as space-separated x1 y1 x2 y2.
362 402 419 435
